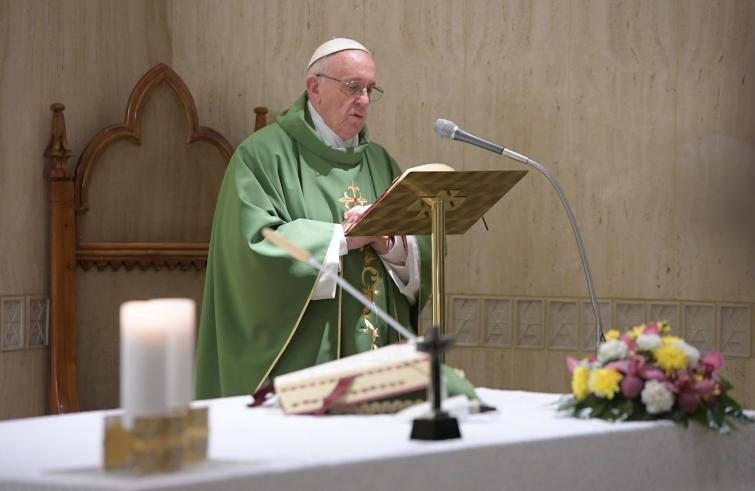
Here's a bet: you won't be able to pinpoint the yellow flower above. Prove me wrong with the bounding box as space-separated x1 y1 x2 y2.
654 340 687 375
604 329 621 341
588 368 623 399
658 321 672 334
571 366 590 400
627 323 646 340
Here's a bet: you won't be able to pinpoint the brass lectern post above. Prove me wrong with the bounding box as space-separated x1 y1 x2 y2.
428 198 446 337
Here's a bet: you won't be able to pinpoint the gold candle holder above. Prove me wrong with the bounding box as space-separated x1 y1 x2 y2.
104 407 208 474
184 406 209 464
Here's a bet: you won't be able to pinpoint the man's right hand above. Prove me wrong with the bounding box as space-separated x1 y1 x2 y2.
346 235 373 251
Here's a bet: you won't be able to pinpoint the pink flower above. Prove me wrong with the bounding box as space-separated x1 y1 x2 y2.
642 366 666 382
567 356 580 373
671 373 718 413
621 375 644 398
699 352 723 375
643 322 661 335
607 355 667 398
619 334 637 351
677 391 698 413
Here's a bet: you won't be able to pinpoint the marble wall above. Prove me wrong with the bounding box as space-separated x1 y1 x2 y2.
1 0 753 417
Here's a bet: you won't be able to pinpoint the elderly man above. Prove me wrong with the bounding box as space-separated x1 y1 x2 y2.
196 38 432 398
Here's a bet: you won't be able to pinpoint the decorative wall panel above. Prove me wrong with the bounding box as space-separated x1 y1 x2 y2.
483 297 513 347
547 300 578 350
684 303 717 353
1 298 25 351
719 305 751 358
451 296 480 346
516 299 544 349
26 297 49 349
615 302 646 331
581 301 611 351
649 303 680 332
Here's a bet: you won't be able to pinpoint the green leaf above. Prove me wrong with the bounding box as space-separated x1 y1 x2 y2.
617 398 634 420
670 407 689 427
719 376 734 392
706 404 727 431
592 398 609 419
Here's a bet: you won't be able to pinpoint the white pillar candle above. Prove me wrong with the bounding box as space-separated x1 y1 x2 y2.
119 298 196 427
162 298 196 410
120 300 168 426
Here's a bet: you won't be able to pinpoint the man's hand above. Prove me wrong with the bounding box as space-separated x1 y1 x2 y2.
343 205 394 254
342 205 370 232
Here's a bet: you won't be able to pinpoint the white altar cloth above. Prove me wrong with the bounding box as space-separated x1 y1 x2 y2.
0 389 753 491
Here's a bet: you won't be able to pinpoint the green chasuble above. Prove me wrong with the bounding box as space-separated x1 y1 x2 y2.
196 93 432 399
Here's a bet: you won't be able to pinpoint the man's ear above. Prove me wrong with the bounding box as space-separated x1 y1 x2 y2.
306 75 320 105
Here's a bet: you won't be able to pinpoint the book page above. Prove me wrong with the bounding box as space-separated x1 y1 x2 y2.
403 162 455 174
344 163 455 235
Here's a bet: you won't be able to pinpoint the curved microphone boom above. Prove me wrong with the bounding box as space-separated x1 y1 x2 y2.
435 119 605 346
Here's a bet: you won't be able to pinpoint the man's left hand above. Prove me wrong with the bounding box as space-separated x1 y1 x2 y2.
343 205 394 254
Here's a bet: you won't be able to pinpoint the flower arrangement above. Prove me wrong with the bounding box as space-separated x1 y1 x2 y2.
559 321 752 433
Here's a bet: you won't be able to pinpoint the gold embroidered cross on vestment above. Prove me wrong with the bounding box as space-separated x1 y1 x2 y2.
339 181 368 209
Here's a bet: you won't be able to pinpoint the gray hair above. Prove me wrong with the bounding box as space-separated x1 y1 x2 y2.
307 53 335 75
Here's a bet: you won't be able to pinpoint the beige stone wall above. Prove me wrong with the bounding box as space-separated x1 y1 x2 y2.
0 0 173 418
1 0 753 418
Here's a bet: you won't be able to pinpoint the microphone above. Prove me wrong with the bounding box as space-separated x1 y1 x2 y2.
434 119 528 163
434 118 605 346
434 119 503 155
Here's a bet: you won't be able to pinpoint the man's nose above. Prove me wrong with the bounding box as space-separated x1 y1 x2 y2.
355 89 370 104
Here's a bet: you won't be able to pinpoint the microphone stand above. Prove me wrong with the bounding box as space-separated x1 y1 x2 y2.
437 121 605 347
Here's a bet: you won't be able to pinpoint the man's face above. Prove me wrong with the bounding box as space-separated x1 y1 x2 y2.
307 50 376 141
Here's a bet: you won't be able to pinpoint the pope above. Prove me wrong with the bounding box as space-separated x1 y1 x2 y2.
195 38 433 399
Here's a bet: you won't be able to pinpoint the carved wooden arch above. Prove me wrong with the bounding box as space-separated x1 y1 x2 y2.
44 64 268 414
76 62 233 214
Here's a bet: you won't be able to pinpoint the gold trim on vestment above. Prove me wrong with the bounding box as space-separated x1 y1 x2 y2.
337 256 343 359
252 267 323 395
360 247 382 349
391 293 403 342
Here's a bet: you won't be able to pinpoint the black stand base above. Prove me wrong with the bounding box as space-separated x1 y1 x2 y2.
410 413 461 441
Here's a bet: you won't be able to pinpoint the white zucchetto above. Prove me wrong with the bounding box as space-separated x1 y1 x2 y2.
308 38 370 69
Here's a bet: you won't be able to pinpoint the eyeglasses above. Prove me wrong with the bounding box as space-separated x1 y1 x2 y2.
316 74 383 102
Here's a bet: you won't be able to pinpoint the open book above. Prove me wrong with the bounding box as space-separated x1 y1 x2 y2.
344 163 453 237
344 163 527 237
273 343 430 415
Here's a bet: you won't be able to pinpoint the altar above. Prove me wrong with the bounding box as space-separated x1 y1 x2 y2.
0 389 753 491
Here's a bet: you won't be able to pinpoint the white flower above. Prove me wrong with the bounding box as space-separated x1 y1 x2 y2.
597 339 629 363
636 333 662 351
673 339 700 367
641 380 674 414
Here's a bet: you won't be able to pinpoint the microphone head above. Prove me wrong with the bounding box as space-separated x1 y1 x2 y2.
434 119 458 139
